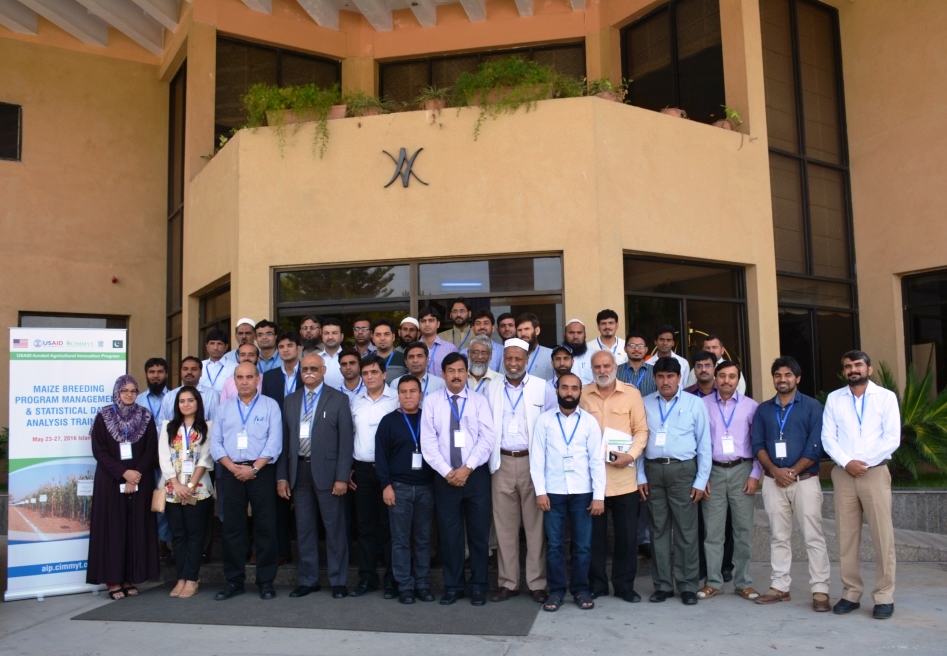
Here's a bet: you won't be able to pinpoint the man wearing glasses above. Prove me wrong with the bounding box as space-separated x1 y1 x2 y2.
352 317 377 358
254 320 281 374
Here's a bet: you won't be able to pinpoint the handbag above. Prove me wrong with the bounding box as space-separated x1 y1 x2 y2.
151 488 166 513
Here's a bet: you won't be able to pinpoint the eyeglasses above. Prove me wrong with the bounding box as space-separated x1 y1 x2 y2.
300 366 323 373
119 388 138 394
353 327 370 333
627 343 648 349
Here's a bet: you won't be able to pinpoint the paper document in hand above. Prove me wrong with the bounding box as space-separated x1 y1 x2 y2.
602 427 633 459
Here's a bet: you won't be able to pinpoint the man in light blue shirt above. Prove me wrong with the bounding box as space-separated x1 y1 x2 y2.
135 357 169 419
210 363 283 601
637 356 711 605
201 329 234 393
514 313 554 381
157 356 220 425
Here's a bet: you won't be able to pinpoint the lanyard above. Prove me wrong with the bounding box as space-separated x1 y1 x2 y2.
285 368 298 396
504 386 524 412
422 376 429 396
852 392 866 427
401 410 421 450
145 394 160 417
427 343 439 373
207 361 225 387
342 380 364 396
473 376 488 393
715 391 738 431
237 394 260 427
182 422 193 460
527 349 539 374
457 327 472 350
631 367 645 389
447 392 467 424
776 398 796 439
304 386 323 416
556 410 581 448
658 395 679 426
597 338 618 354
384 352 395 368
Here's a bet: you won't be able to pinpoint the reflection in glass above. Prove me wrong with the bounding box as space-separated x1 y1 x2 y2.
419 257 561 296
904 269 947 391
279 265 410 303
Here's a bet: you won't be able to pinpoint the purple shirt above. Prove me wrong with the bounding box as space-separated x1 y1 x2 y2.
424 335 458 379
703 391 762 479
420 386 496 478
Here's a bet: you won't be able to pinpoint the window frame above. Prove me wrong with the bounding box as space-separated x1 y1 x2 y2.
0 101 22 162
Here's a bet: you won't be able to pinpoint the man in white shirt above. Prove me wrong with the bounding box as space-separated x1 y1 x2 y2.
319 317 346 388
222 318 256 366
645 324 690 385
563 319 594 384
350 354 401 598
466 335 501 395
685 335 746 394
530 372 605 611
397 317 420 352
390 341 446 406
201 329 234 393
822 350 900 620
338 348 365 402
158 356 220 424
586 309 627 365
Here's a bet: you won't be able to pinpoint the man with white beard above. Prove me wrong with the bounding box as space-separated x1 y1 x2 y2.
467 335 501 395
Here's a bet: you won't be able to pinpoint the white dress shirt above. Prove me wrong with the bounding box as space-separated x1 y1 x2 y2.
529 408 605 500
389 373 446 407
201 358 235 393
320 348 343 389
352 386 400 463
822 380 901 468
467 370 501 395
586 337 628 366
646 351 691 387
685 357 747 394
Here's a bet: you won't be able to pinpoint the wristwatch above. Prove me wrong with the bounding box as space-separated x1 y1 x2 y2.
186 482 195 490
251 466 259 475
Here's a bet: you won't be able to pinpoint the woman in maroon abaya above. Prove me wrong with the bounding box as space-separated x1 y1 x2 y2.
86 374 160 599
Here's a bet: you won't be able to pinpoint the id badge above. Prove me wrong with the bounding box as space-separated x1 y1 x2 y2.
507 419 519 436
181 460 195 475
119 483 126 493
299 421 311 440
655 431 667 447
237 429 249 450
775 442 788 459
563 455 575 473
721 434 736 455
453 429 467 448
412 452 423 470
119 442 133 460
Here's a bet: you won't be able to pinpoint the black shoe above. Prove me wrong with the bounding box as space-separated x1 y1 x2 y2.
214 584 245 601
722 569 734 583
681 591 698 605
289 585 320 598
833 599 861 615
590 589 609 599
872 603 894 619
332 586 349 599
649 590 674 603
638 543 652 559
622 590 642 603
383 582 398 599
471 591 486 606
259 583 276 600
415 588 435 602
350 581 377 597
440 591 465 605
398 591 415 605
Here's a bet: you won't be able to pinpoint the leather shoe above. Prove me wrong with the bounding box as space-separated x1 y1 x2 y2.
398 591 415 605
350 581 377 597
259 583 276 600
471 591 486 606
872 603 894 619
289 585 320 598
812 593 830 612
622 590 642 603
415 588 435 602
833 599 860 614
332 586 349 599
530 589 549 603
590 589 609 599
440 590 465 605
490 587 519 602
722 569 734 583
681 591 698 605
638 543 652 559
649 590 674 602
214 584 245 601
383 582 398 599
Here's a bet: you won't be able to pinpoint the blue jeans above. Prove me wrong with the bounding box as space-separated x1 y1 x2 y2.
545 492 593 597
388 482 434 591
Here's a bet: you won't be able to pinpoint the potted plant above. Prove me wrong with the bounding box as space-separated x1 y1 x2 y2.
660 106 688 118
454 57 564 139
343 90 398 118
584 77 631 103
414 85 452 112
240 82 342 158
713 105 744 131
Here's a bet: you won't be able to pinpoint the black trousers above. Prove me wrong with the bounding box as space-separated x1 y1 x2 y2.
220 464 277 586
699 506 734 579
433 465 492 593
166 497 212 581
352 460 393 586
590 491 640 597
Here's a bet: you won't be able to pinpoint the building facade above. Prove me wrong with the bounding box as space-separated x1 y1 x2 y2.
2 0 946 424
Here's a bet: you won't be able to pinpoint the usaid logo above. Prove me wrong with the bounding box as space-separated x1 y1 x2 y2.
34 340 65 347
33 339 42 348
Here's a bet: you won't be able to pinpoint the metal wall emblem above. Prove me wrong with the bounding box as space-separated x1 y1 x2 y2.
383 148 428 188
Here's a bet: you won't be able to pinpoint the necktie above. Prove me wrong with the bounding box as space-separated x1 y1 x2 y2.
299 390 315 458
449 394 463 469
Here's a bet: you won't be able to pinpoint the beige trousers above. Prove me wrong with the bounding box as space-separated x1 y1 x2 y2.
831 464 896 604
492 454 546 591
761 475 830 594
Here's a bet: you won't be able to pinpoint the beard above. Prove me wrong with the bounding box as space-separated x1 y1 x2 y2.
505 368 525 381
595 371 617 388
569 341 588 357
469 361 488 377
302 338 321 352
847 373 869 387
148 381 166 395
558 395 580 410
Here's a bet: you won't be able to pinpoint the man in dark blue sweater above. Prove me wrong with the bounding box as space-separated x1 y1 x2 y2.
375 375 435 604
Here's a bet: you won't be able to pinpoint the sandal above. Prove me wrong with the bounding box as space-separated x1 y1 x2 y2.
107 587 125 600
735 587 760 600
122 585 139 597
543 593 564 612
697 585 722 599
575 592 595 610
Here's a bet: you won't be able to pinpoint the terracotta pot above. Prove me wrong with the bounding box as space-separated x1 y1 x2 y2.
422 98 447 111
660 107 687 118
328 104 346 120
351 106 384 117
713 119 733 130
594 91 622 103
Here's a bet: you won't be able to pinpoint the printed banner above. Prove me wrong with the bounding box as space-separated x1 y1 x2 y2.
5 328 127 601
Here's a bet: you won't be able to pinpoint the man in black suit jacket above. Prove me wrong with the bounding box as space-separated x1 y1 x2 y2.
277 352 355 599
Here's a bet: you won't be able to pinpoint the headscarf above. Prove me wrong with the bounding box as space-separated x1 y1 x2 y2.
97 375 151 443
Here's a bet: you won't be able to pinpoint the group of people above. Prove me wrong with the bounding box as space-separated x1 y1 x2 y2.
85 301 900 620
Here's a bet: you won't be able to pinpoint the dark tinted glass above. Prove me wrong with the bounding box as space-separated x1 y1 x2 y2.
776 275 852 309
675 0 725 124
168 211 183 313
770 153 806 274
0 102 21 160
419 258 562 296
797 1 842 164
625 8 675 112
279 265 411 303
760 0 799 153
623 259 741 298
807 164 850 279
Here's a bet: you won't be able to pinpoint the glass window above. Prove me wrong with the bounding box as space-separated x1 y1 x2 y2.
769 154 806 274
167 211 183 313
776 275 852 309
419 258 562 296
278 265 411 304
760 0 798 153
0 102 22 161
622 0 726 124
19 313 127 329
167 311 182 388
168 69 186 214
796 1 842 164
807 165 849 279
623 258 740 298
904 269 947 391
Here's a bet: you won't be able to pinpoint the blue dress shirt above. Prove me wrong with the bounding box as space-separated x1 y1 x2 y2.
638 387 712 490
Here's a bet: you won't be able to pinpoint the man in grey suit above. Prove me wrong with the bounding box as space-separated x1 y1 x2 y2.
277 353 355 599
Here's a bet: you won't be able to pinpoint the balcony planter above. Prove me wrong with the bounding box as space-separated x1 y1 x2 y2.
713 106 744 131
240 82 341 158
343 90 397 118
660 107 688 118
584 77 631 104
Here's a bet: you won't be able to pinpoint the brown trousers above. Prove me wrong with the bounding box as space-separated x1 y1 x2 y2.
492 454 546 591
